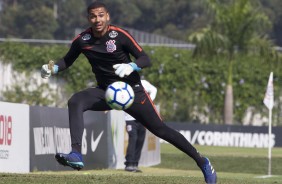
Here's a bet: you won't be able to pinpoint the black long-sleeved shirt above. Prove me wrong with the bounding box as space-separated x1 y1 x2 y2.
56 25 151 89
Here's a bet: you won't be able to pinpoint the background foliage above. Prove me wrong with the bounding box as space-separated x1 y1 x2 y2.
1 0 282 124
1 0 282 46
1 42 281 125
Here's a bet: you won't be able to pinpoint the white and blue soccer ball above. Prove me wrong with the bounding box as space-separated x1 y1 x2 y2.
105 81 135 110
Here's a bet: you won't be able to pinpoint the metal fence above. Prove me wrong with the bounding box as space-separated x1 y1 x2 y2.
1 26 281 51
0 27 195 49
0 37 195 49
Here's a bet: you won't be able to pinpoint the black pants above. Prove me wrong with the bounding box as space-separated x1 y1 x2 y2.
67 85 205 167
125 120 146 166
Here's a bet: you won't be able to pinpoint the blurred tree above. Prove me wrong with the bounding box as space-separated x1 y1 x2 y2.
259 0 282 46
1 0 281 45
189 0 275 124
24 6 58 39
132 0 207 41
0 4 19 37
0 0 58 39
54 0 87 39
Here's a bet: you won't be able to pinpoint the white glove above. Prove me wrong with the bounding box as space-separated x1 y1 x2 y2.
113 63 141 78
113 64 134 78
41 64 51 79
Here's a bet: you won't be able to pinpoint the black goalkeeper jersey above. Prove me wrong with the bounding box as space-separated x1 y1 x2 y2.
57 25 151 89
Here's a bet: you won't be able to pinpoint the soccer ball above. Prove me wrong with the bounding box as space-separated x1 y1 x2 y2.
105 81 135 110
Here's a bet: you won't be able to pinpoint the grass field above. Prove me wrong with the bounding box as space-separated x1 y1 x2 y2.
1 144 282 184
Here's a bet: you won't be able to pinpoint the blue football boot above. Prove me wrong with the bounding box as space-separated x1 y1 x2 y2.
55 151 84 171
201 157 217 184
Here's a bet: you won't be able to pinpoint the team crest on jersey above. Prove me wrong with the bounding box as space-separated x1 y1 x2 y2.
109 31 118 38
82 34 91 40
106 40 116 52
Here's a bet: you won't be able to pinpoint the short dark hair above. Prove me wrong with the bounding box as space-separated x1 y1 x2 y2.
87 1 108 13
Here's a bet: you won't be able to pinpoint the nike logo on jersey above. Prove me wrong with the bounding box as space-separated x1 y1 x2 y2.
83 46 93 50
91 131 104 152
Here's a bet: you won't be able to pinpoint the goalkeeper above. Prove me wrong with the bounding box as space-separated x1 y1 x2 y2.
41 1 216 184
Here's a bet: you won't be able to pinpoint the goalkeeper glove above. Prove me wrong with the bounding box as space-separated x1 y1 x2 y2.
41 63 59 79
113 62 141 78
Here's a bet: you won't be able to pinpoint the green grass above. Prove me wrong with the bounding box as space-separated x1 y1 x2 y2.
158 144 282 175
1 144 282 184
